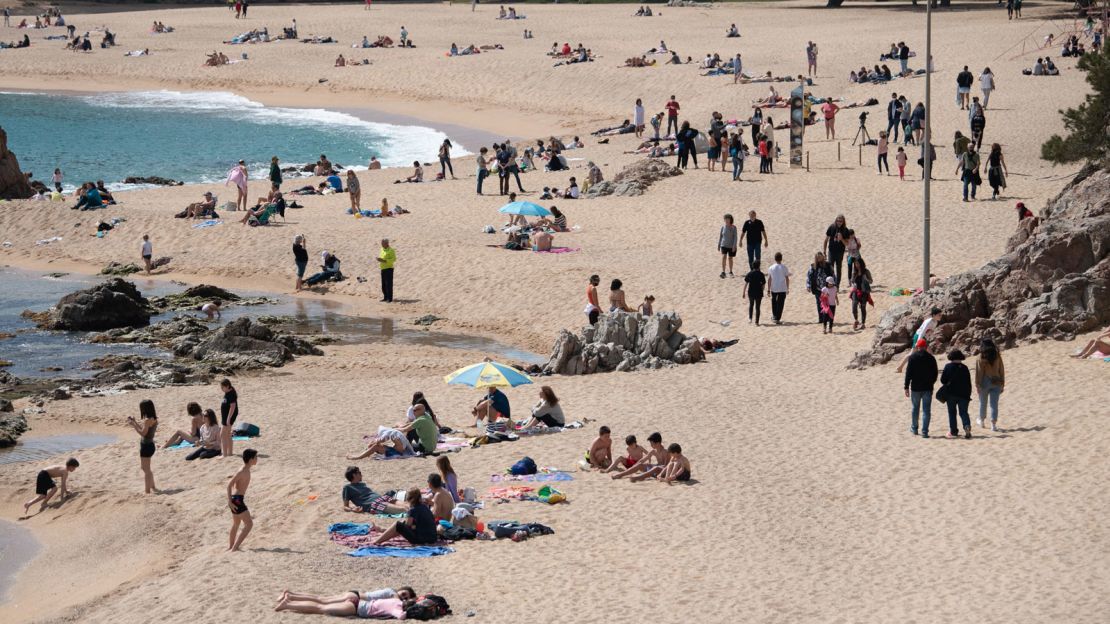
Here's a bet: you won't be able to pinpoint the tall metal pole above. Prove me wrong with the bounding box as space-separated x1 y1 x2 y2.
922 0 933 292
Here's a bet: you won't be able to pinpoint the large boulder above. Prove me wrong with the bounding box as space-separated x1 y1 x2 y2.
543 310 704 375
0 127 33 200
0 412 28 447
191 317 321 369
33 278 150 331
850 165 1110 368
584 159 682 198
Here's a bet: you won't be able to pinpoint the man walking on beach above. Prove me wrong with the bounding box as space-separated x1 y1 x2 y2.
904 338 938 438
3 7 10 28
504 140 525 193
767 252 790 324
886 92 902 141
740 210 767 270
377 238 396 303
956 65 974 109
665 95 680 138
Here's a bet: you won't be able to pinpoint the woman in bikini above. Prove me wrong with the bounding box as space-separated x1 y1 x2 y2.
275 588 416 618
128 399 158 494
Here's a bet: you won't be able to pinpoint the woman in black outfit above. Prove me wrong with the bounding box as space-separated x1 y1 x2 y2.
293 234 308 291
986 143 1008 200
220 379 239 457
939 350 973 439
742 260 766 325
128 399 159 493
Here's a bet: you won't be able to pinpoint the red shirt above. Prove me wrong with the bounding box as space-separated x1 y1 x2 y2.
561 43 571 55
665 100 680 117
758 141 768 157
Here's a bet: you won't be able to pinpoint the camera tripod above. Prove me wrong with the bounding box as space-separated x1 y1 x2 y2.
852 121 872 146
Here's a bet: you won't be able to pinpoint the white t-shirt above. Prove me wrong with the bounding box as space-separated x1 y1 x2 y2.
634 105 645 126
768 263 791 293
567 185 579 199
979 72 994 90
820 285 839 306
914 317 936 342
141 240 152 256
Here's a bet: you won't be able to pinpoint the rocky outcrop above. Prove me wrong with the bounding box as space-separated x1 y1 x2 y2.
28 278 151 331
544 311 704 375
190 317 322 369
850 165 1110 368
0 127 34 200
0 412 28 448
584 159 682 198
123 176 183 186
100 261 142 276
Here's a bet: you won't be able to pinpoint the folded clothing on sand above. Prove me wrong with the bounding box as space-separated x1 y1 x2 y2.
486 521 554 539
328 522 371 536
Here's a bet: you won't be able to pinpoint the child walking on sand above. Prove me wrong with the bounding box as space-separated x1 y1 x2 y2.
820 276 838 334
895 147 908 180
227 448 257 552
23 458 79 515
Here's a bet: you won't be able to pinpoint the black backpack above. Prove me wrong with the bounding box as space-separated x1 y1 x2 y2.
405 595 452 621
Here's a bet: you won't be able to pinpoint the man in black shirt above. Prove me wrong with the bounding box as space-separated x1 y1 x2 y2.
739 210 768 270
904 338 938 438
898 42 910 75
955 65 974 110
886 92 902 141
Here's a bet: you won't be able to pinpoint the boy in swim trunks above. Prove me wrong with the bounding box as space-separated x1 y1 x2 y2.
23 458 79 515
603 435 647 473
612 432 669 479
227 448 257 552
657 443 692 483
585 426 612 469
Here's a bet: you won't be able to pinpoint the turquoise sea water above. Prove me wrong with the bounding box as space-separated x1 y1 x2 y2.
0 90 455 191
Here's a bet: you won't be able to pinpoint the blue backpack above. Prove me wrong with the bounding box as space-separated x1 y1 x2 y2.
509 456 537 476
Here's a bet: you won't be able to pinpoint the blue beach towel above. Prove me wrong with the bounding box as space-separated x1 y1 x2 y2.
328 522 371 536
167 436 250 449
192 219 223 229
347 546 454 558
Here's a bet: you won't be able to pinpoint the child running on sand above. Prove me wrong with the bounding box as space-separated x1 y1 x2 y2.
602 435 647 473
612 432 668 479
227 448 257 552
584 426 612 469
23 458 79 514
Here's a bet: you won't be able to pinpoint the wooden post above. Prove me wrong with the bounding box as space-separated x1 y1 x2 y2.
837 142 841 162
806 151 810 172
859 144 863 166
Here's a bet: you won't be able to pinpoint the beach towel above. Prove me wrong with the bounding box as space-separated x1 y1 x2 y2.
331 527 451 550
347 546 454 558
490 471 573 483
328 522 371 536
192 219 223 229
166 436 250 449
484 485 536 501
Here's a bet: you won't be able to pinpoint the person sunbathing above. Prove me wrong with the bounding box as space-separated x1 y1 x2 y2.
163 402 205 448
1071 328 1110 359
624 55 655 67
592 120 634 136
342 466 406 514
726 24 740 38
585 426 612 469
274 587 416 618
397 161 422 183
372 488 438 545
180 192 218 218
347 427 413 459
651 443 692 483
305 252 343 286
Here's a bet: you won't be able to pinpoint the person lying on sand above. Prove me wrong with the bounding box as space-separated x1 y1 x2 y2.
592 120 635 136
274 587 416 618
347 428 414 460
342 466 406 514
584 426 613 469
125 49 150 57
623 55 656 67
23 458 79 515
632 443 691 483
602 435 648 473
611 432 668 479
1071 328 1110 359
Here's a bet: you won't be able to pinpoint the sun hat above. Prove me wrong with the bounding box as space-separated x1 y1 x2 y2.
826 276 835 284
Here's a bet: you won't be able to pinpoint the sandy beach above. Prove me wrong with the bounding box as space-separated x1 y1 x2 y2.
1 2 1109 623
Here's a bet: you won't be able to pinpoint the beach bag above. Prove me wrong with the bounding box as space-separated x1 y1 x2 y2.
537 485 566 504
935 385 949 404
233 422 261 437
509 456 537 475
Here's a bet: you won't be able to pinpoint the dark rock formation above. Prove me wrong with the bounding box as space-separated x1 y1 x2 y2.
0 398 12 412
123 176 184 186
544 311 704 375
100 261 142 276
191 317 322 369
584 159 682 198
29 278 151 331
850 165 1110 368
0 413 28 447
0 127 34 200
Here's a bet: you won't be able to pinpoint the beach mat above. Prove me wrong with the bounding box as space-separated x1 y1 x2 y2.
166 436 250 450
347 545 453 558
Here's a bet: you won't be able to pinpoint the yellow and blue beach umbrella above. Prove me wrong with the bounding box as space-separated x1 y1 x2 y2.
444 361 533 389
497 201 551 217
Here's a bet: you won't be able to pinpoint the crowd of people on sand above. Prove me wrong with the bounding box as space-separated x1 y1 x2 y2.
549 41 594 66
151 20 173 33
